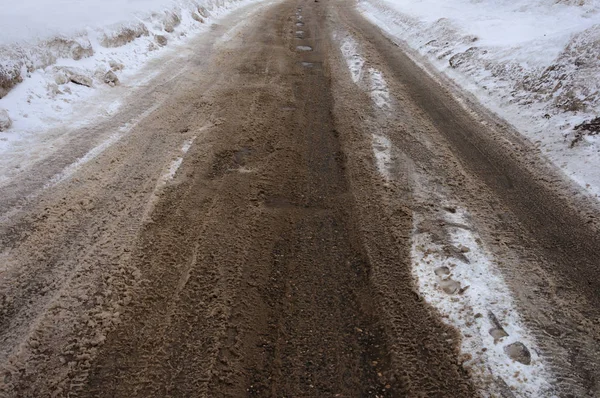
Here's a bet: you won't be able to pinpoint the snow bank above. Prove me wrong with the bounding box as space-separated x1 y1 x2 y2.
359 0 600 196
0 0 244 136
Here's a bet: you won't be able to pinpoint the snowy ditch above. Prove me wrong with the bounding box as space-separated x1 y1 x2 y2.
335 30 555 396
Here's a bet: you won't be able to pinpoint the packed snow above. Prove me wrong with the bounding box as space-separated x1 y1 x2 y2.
359 0 600 197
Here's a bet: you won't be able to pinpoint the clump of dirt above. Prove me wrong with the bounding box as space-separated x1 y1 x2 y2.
192 12 205 23
0 62 23 99
101 23 150 48
570 116 600 147
162 11 181 33
44 37 94 61
155 35 168 47
0 108 12 131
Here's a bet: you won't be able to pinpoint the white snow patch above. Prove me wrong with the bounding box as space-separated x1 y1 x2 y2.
0 0 259 135
166 136 196 181
337 34 365 84
412 206 553 396
335 33 392 110
142 135 197 222
367 68 391 109
181 137 195 154
166 157 184 181
165 136 196 183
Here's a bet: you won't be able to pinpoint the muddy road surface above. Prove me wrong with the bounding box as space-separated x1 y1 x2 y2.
1 0 599 396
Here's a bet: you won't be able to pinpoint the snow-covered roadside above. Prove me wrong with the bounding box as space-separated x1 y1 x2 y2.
358 0 600 197
334 30 554 396
0 0 263 186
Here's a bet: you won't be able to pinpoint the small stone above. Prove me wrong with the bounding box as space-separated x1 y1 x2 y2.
458 285 470 294
54 72 69 85
0 108 12 131
504 342 531 365
197 6 209 18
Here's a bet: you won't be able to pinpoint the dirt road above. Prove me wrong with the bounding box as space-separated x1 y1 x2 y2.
0 0 599 396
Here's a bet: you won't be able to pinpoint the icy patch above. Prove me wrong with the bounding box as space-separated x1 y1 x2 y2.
105 100 123 116
411 206 553 396
372 133 392 180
